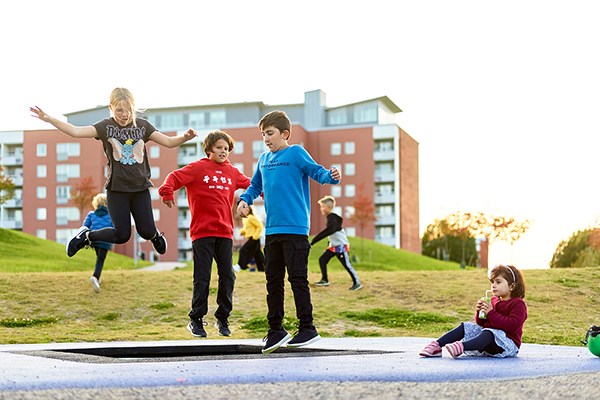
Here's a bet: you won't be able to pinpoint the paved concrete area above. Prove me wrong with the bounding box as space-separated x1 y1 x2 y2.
137 262 187 271
0 337 598 394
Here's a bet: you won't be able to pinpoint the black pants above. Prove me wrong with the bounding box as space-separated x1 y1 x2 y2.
264 234 314 331
238 238 265 271
318 249 360 285
92 246 109 279
189 237 236 322
437 323 503 354
89 190 158 244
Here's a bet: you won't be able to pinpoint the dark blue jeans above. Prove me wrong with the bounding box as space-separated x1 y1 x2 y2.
189 237 235 322
264 234 314 331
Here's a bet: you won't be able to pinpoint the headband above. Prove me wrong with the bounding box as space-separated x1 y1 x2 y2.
503 265 517 283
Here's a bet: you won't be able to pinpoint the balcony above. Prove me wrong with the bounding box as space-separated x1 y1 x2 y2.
178 238 192 249
7 175 23 186
375 236 396 246
374 171 395 183
178 154 199 165
375 215 397 225
374 192 396 204
1 155 23 165
373 150 395 161
178 218 191 229
2 198 23 208
0 219 22 229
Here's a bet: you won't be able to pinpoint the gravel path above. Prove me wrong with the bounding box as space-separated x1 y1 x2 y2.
2 372 599 400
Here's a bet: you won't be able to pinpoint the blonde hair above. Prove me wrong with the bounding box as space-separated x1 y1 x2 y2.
92 193 107 209
318 195 336 207
109 87 137 127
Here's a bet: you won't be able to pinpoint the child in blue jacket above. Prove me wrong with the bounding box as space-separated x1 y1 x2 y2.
83 193 114 293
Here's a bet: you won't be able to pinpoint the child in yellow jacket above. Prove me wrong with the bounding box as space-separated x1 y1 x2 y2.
234 206 265 272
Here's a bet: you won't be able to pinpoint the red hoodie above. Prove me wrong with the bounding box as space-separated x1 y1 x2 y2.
158 158 250 241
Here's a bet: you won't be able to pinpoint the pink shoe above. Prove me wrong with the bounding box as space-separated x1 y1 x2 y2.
445 341 464 358
419 341 442 357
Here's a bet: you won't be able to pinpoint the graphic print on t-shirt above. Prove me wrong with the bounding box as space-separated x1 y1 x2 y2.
105 122 147 165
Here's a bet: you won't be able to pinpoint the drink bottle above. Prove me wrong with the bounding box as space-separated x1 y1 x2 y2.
478 290 494 319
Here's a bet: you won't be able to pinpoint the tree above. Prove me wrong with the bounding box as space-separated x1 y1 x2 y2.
70 177 98 217
348 184 376 260
0 166 16 206
422 211 531 268
550 227 600 268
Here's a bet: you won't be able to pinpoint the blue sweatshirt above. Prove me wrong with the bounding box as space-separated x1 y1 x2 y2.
239 145 339 236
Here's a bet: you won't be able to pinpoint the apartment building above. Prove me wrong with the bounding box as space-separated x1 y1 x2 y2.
0 89 419 262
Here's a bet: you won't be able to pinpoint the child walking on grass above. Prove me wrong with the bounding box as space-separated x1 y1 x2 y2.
419 264 527 358
84 193 113 293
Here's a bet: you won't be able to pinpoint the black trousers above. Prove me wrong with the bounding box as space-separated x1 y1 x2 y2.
238 238 265 271
264 234 314 331
437 322 503 354
92 246 109 279
189 237 236 322
89 189 158 243
318 249 360 285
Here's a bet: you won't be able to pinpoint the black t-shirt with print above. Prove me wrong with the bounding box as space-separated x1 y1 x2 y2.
93 118 156 192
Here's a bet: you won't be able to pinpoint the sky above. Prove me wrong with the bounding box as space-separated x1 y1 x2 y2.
2 0 599 269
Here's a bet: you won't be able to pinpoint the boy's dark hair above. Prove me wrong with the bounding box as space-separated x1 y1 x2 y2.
203 130 235 156
258 110 292 138
489 265 526 299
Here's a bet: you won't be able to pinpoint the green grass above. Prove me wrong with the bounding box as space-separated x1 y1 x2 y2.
0 229 152 272
0 228 596 348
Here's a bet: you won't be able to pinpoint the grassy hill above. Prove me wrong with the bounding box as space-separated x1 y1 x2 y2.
0 229 152 272
2 228 596 350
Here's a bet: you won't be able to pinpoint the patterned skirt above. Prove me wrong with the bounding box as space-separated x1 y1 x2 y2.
462 321 519 358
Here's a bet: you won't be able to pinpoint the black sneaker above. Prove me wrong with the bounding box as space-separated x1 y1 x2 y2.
66 226 90 257
261 329 292 355
215 319 231 337
315 280 330 286
287 328 321 348
349 283 363 291
187 318 207 338
151 231 167 255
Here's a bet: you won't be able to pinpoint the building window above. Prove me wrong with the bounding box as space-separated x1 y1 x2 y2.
37 165 47 178
189 112 206 129
56 164 80 182
344 163 355 176
36 229 47 239
331 143 342 156
354 105 377 123
37 186 47 199
149 188 160 201
56 207 80 225
153 208 160 222
56 186 71 204
149 146 160 159
331 185 342 197
233 163 244 174
37 208 47 221
253 141 265 158
233 141 244 155
345 184 356 198
150 167 160 180
36 143 47 157
376 226 394 238
161 114 184 131
208 110 226 126
375 140 394 152
56 143 81 160
328 109 347 125
344 142 355 155
346 227 356 237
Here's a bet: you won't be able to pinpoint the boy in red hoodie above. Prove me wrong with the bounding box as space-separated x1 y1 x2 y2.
159 130 250 338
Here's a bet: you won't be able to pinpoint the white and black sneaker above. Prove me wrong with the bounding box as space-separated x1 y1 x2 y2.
188 318 207 338
150 231 167 255
287 328 321 348
66 226 90 257
262 329 292 355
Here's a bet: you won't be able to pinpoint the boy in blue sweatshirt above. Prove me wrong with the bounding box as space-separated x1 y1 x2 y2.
237 110 341 354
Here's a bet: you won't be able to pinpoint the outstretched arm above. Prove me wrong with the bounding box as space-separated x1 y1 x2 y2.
149 128 197 148
30 106 97 138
